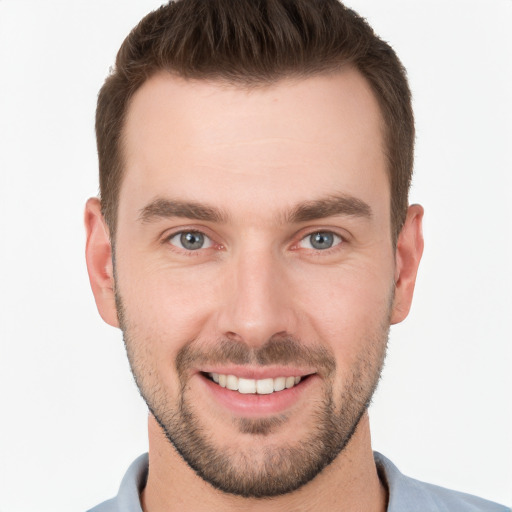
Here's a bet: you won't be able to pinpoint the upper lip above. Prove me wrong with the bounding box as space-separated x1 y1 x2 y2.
198 366 316 380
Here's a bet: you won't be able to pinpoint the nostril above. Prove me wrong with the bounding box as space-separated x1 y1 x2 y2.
223 332 244 343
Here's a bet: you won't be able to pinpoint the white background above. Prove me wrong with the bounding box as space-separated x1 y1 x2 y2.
0 1 510 511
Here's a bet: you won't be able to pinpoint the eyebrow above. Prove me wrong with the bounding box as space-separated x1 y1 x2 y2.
138 193 372 225
138 198 227 223
287 194 372 223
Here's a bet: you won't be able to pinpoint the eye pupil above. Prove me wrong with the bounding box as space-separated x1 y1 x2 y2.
310 232 334 250
180 232 204 250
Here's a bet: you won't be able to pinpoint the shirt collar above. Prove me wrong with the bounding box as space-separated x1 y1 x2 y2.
109 451 506 512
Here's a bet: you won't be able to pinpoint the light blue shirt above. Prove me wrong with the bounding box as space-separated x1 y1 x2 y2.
87 452 510 511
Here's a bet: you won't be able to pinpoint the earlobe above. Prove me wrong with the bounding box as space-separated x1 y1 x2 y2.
84 197 119 328
390 204 424 325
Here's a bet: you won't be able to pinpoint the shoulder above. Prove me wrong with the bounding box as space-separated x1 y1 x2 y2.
87 497 117 512
86 453 148 512
374 452 510 512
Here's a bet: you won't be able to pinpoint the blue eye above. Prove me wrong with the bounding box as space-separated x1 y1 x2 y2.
168 231 212 251
299 231 342 250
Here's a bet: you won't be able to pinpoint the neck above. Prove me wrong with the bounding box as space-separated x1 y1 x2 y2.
141 413 387 512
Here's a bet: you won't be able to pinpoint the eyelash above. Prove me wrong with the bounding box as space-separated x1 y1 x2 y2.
294 231 344 252
163 229 220 255
163 228 346 255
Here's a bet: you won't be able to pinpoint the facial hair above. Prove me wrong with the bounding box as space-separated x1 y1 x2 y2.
116 293 390 498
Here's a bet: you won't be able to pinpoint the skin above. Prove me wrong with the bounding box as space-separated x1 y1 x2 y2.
85 68 424 511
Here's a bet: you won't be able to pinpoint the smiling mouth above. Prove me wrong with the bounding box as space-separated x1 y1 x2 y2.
203 372 310 395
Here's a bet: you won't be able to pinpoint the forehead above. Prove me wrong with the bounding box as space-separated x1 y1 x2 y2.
120 69 388 223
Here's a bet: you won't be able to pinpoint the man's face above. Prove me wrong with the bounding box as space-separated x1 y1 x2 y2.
100 70 406 496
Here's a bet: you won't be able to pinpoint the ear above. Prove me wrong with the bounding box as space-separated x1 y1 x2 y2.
84 198 119 328
391 204 424 325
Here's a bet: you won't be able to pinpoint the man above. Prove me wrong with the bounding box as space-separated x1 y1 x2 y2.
84 0 509 510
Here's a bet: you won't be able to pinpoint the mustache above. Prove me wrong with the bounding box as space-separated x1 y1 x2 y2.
175 334 336 378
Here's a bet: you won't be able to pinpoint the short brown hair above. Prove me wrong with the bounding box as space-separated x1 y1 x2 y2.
96 0 414 242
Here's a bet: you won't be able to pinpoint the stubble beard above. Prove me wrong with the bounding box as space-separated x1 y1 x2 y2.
116 294 390 498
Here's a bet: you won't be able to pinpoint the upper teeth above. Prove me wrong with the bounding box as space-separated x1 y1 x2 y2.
209 373 302 394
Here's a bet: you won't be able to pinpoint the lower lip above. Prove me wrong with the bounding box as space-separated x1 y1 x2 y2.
198 373 318 417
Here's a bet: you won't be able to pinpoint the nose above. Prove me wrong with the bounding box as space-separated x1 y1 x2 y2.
215 246 297 347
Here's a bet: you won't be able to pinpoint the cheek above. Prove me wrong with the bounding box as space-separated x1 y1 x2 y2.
116 258 221 346
115 240 394 362
291 259 394 358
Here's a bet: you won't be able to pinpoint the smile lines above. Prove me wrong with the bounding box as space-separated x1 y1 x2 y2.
207 373 303 394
